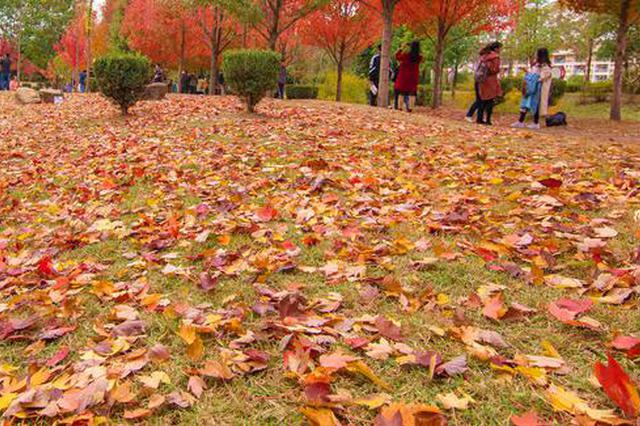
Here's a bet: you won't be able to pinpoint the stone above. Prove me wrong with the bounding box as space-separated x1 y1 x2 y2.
15 87 41 105
39 88 64 104
143 82 168 101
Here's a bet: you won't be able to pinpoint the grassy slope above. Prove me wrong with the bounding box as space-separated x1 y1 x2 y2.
0 93 639 425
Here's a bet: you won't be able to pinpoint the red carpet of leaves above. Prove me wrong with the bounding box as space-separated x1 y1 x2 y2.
1 93 639 425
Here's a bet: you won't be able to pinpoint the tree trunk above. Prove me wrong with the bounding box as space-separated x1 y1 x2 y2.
431 20 446 108
451 62 458 99
86 0 93 93
209 48 219 96
585 38 593 83
336 57 344 102
178 22 186 93
73 31 79 92
610 0 630 121
378 4 393 108
16 34 22 82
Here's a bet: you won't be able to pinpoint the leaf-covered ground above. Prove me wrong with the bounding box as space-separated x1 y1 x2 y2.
1 93 639 425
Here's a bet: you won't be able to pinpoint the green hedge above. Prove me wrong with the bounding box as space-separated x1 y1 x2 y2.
94 52 151 115
550 79 567 106
222 49 280 112
286 85 318 99
580 81 613 103
416 85 433 107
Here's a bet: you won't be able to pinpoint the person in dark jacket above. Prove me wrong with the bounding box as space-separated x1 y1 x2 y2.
277 62 287 99
394 41 422 112
179 71 189 94
0 53 11 91
476 42 502 125
79 70 87 93
368 45 381 106
152 64 165 83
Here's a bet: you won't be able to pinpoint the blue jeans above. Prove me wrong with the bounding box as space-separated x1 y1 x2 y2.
0 73 9 90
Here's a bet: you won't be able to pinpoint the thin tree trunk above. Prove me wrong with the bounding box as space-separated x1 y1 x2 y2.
16 34 22 82
451 62 458 99
585 38 593 83
86 0 93 93
336 56 344 102
610 0 630 121
178 22 186 93
209 48 219 96
431 20 446 108
378 4 393 108
73 30 79 91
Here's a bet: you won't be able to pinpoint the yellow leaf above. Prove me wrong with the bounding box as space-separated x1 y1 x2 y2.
353 393 391 410
178 323 197 345
541 340 561 359
186 335 204 361
0 392 17 410
515 366 548 386
345 361 391 391
299 407 341 426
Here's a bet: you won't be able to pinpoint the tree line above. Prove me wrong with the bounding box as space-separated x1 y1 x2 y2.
0 0 637 120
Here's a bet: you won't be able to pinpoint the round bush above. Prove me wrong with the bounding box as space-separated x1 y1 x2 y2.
222 49 280 112
94 53 151 115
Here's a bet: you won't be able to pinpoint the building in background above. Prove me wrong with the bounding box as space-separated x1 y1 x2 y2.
504 49 614 81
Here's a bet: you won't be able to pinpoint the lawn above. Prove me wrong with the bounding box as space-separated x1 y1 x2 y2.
0 92 639 425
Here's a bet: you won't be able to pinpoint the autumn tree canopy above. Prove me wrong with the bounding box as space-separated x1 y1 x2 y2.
301 0 378 101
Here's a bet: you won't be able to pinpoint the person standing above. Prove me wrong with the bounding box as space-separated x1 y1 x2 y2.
465 48 487 122
368 45 382 106
277 62 287 99
152 64 165 83
393 41 422 112
180 71 189 94
476 42 503 125
0 53 11 91
511 48 553 129
79 70 87 93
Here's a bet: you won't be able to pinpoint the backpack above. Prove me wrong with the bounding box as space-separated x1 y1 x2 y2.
545 112 567 127
475 60 489 83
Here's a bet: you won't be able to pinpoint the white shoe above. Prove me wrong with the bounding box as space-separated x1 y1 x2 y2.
465 116 474 123
511 122 525 128
527 123 540 129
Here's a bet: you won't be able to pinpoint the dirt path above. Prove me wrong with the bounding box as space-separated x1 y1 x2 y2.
416 105 640 144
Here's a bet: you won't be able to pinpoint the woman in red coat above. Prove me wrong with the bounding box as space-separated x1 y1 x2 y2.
394 41 422 112
476 41 502 125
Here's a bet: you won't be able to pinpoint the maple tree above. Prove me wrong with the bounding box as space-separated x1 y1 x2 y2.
193 0 245 95
399 0 519 108
561 0 640 120
301 0 378 101
54 6 89 90
358 0 403 107
121 0 207 83
251 0 328 50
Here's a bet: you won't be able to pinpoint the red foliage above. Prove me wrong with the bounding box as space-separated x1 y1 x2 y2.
301 0 378 65
594 354 640 418
121 0 208 69
55 15 89 70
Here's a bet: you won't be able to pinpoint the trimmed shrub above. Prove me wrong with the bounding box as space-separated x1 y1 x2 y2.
222 49 280 112
94 52 151 115
549 79 567 106
286 85 319 99
319 71 368 104
416 85 433 107
500 76 522 96
580 81 613 104
565 76 584 93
